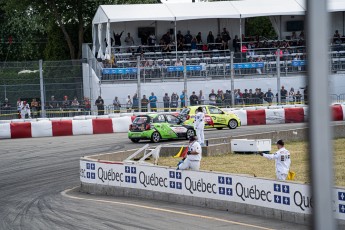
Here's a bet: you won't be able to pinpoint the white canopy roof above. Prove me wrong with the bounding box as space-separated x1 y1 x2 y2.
93 0 345 24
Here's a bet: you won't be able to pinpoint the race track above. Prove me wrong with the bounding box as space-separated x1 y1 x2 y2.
0 123 315 230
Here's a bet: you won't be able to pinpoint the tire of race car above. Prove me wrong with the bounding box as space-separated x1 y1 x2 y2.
130 139 140 143
228 119 238 129
216 127 223 130
151 131 161 143
186 129 195 139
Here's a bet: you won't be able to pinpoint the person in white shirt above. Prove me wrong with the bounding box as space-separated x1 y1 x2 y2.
194 107 205 146
126 95 132 112
178 136 202 171
259 140 291 180
20 101 31 119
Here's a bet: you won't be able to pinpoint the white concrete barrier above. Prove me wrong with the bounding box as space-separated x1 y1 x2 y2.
0 123 11 139
73 116 86 120
265 109 285 124
72 120 93 135
112 116 132 133
31 121 53 138
231 110 248 126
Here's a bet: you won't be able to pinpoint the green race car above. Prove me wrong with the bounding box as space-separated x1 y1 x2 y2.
179 105 241 130
128 113 195 143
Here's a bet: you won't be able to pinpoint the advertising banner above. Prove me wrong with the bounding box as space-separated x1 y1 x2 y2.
80 160 345 221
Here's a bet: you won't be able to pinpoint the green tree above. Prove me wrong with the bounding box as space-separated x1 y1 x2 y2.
245 17 277 39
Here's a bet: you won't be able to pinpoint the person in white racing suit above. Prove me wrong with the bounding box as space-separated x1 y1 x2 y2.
194 106 205 146
20 101 31 119
259 139 291 180
178 136 202 171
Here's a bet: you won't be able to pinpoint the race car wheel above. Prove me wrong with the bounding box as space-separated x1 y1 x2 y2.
130 138 140 143
186 129 195 139
151 131 161 143
216 127 223 130
228 119 238 129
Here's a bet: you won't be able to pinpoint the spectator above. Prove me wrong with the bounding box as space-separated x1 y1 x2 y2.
113 96 121 113
177 30 184 42
334 30 341 39
202 43 208 51
233 35 240 53
177 40 184 51
171 92 179 111
303 85 308 105
141 95 149 112
216 90 224 107
291 31 297 40
175 58 183 66
235 89 243 105
31 98 39 118
62 96 70 109
198 90 205 105
295 90 302 104
243 89 249 105
258 88 264 104
248 89 253 104
180 91 186 108
264 88 274 106
49 95 59 109
148 33 156 51
141 32 148 45
224 90 231 107
163 93 170 112
21 101 31 119
71 97 80 107
95 96 105 115
280 86 288 104
184 31 193 45
83 97 91 114
209 89 217 105
207 31 214 47
149 92 157 112
196 32 202 44
125 33 134 52
126 95 132 112
190 91 199 106
215 34 222 49
16 98 21 118
133 93 139 112
191 37 197 50
221 28 231 48
162 42 171 52
1 98 11 110
162 32 171 45
113 31 124 46
289 87 295 104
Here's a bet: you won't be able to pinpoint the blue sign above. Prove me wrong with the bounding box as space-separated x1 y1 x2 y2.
230 62 265 69
166 65 202 72
226 188 233 196
292 60 306 67
125 176 130 183
274 184 281 192
103 68 137 74
131 176 137 183
176 182 182 189
169 171 175 179
131 167 136 174
170 181 176 189
283 196 290 205
338 192 345 201
219 187 225 195
274 195 282 204
340 204 345 214
176 172 181 180
225 177 232 185
125 166 130 173
218 176 225 184
282 185 290 194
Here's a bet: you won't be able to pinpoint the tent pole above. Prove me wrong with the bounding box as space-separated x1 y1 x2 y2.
240 15 242 62
279 15 282 40
174 18 178 60
107 21 111 60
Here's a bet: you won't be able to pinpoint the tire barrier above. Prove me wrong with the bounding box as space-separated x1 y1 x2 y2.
0 116 132 139
1 105 344 139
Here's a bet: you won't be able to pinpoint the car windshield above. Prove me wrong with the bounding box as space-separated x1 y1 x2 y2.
166 114 181 124
180 108 190 115
152 115 166 123
133 116 150 124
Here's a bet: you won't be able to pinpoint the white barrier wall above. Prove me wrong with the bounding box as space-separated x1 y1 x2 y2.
80 159 345 221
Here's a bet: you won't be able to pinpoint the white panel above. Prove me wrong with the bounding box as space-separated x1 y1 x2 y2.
265 109 285 124
72 120 93 135
0 123 11 139
112 116 132 133
231 110 247 126
31 121 53 138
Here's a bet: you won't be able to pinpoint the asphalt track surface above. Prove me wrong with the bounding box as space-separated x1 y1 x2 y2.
0 123 317 230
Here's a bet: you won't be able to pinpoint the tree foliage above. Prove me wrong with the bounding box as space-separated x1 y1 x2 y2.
245 17 277 39
0 0 156 61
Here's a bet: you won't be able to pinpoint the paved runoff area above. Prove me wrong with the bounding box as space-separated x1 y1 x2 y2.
0 123 312 230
